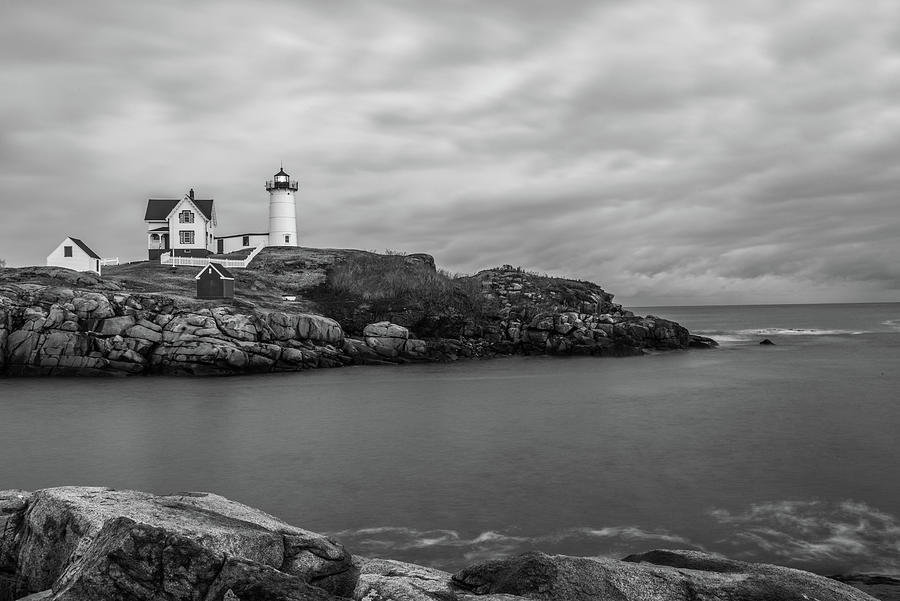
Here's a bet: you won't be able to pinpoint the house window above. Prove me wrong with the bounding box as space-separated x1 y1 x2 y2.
242 236 249 246
64 246 73 257
179 210 194 223
284 234 290 244
179 230 195 245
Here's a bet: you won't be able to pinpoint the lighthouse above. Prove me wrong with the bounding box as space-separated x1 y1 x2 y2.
265 166 299 247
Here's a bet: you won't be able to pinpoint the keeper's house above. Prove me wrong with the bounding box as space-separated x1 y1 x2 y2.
145 189 217 260
46 236 102 274
195 262 235 299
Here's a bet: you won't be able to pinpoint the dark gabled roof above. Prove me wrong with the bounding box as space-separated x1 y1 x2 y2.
144 199 178 220
211 262 234 279
195 262 234 281
67 237 101 259
192 199 214 221
144 198 214 221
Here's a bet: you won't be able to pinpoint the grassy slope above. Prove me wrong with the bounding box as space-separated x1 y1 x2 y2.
100 247 385 313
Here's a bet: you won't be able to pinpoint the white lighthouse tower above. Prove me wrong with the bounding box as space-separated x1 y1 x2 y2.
266 166 299 247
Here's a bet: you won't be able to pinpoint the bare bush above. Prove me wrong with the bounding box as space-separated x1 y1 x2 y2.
327 253 484 316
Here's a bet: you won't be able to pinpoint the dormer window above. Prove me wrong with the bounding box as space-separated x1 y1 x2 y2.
179 210 194 224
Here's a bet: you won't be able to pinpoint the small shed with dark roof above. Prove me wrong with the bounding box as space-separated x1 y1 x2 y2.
195 262 235 299
46 236 103 274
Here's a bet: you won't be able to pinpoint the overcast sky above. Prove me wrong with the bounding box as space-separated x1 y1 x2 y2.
2 1 899 305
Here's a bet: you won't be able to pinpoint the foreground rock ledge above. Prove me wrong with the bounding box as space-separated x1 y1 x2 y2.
0 488 876 601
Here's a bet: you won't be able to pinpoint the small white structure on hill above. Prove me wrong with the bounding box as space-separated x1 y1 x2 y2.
215 232 269 255
145 167 300 261
46 236 102 274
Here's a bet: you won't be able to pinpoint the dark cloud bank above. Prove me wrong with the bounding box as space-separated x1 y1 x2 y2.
2 0 899 305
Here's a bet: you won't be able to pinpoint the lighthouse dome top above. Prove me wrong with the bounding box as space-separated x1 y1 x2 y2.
266 166 298 191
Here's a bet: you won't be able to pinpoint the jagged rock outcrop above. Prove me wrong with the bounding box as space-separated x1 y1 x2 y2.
361 322 428 359
404 253 436 270
0 283 446 375
466 267 690 356
0 282 694 376
689 334 719 349
0 283 355 376
452 550 877 601
0 261 704 376
354 558 521 601
474 266 619 315
0 488 878 601
0 487 355 601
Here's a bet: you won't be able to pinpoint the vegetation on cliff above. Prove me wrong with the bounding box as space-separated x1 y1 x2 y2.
307 251 486 336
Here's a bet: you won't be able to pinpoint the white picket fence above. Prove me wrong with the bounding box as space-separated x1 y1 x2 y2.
99 257 120 266
160 245 264 269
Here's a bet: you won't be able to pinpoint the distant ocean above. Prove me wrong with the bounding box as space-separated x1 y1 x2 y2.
1 302 899 577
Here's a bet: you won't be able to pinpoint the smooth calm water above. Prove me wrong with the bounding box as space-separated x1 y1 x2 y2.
1 303 899 576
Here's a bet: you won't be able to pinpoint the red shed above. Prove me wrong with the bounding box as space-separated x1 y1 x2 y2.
195 262 235 299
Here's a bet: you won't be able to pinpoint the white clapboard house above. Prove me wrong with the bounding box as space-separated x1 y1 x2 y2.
144 188 218 261
46 237 102 274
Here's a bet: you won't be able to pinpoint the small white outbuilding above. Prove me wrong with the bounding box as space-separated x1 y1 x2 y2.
46 236 102 275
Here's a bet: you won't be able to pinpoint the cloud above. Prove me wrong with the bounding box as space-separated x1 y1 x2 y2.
2 0 899 304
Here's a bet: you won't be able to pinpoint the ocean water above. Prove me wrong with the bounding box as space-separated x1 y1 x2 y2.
1 302 899 577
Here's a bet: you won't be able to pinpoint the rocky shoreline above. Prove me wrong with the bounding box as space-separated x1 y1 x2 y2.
0 487 882 601
0 260 714 377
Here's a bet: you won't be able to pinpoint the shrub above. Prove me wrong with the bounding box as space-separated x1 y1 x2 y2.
329 254 470 308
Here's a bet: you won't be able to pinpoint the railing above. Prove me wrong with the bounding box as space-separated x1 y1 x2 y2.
99 257 119 266
160 244 265 269
265 180 299 191
243 244 265 265
163 256 246 268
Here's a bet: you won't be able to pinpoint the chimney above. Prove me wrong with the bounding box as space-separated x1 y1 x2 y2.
189 188 194 200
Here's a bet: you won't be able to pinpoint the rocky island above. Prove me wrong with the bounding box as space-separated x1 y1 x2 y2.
0 248 714 376
0 487 883 601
